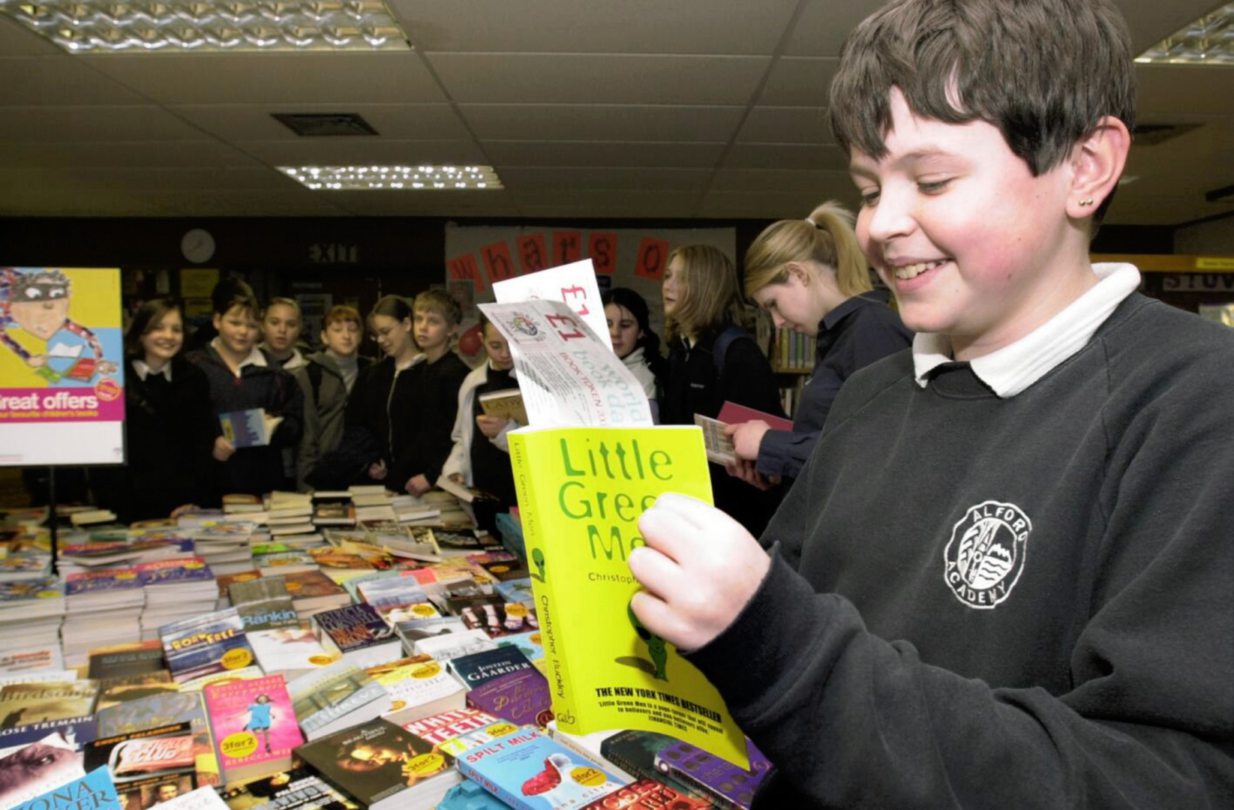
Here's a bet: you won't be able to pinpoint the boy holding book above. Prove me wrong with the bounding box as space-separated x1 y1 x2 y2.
187 278 304 496
442 313 521 531
629 0 1234 805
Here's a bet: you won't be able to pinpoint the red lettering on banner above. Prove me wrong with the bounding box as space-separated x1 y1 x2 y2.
481 241 517 285
588 232 617 274
553 230 582 265
635 238 670 280
516 234 548 275
447 254 480 282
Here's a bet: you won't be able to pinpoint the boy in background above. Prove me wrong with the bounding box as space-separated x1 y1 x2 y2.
629 0 1234 805
186 278 303 497
259 297 306 371
294 305 372 491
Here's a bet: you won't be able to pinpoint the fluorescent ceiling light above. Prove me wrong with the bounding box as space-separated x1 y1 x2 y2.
0 0 410 53
279 165 505 191
1136 2 1234 65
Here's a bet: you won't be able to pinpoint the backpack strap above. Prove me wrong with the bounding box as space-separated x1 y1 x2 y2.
306 361 325 406
713 324 754 377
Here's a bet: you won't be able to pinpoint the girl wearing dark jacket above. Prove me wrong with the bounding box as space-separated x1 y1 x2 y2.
660 244 785 536
93 298 218 521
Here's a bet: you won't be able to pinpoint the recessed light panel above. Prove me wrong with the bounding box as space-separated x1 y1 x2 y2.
1136 2 1234 65
0 0 410 53
278 165 504 191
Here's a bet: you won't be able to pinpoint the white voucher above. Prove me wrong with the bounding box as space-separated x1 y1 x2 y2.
492 258 613 351
477 299 652 428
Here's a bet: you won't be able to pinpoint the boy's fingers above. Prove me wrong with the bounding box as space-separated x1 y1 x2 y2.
627 545 682 601
629 590 689 647
637 500 705 563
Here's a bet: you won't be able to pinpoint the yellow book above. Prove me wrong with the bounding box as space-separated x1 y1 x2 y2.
507 424 748 768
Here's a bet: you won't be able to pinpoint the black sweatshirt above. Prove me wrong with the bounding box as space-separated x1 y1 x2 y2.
348 352 469 490
690 292 1234 807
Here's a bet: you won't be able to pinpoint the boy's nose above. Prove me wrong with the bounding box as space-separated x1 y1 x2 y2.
864 191 915 243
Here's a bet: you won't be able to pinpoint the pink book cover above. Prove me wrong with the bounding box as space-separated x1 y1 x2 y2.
203 674 303 782
716 401 793 431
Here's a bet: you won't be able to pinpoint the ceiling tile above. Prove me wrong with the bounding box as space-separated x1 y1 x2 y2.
238 139 488 167
78 52 445 105
0 56 148 105
738 107 832 145
0 106 207 141
172 103 471 142
395 0 799 54
484 141 726 168
427 54 770 105
0 16 61 55
0 140 261 169
497 166 712 192
723 143 849 171
709 167 851 194
460 104 745 142
757 57 838 107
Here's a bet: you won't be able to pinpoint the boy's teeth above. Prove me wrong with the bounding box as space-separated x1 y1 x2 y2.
893 261 941 280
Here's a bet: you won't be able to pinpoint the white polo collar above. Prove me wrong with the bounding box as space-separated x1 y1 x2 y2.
133 359 172 382
913 263 1141 397
211 337 268 376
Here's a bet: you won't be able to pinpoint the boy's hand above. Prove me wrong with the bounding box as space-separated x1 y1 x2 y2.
406 474 431 496
476 415 510 439
368 460 387 480
213 436 235 461
725 420 771 461
629 493 770 652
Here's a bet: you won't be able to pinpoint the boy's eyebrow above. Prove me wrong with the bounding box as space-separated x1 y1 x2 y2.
850 146 962 177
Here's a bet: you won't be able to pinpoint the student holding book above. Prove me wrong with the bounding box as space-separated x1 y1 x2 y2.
186 278 303 496
442 314 520 532
294 305 372 491
603 287 667 422
348 291 469 496
726 202 911 489
659 244 785 536
629 0 1234 805
92 297 217 522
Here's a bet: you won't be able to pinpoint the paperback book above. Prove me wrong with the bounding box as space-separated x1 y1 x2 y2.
0 680 99 727
449 646 535 690
85 721 200 807
455 727 625 810
507 425 747 768
9 764 120 810
159 608 257 686
312 603 402 670
287 661 387 741
366 655 466 727
204 674 303 784
295 717 460 810
219 409 282 449
465 668 555 730
217 766 357 809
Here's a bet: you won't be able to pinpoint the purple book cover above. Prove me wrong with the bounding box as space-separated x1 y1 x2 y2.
652 739 772 810
465 668 554 729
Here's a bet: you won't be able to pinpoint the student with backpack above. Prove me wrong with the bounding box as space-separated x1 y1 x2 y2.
658 244 785 536
726 201 911 490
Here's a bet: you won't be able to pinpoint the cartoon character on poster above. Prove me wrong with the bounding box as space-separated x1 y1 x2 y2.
0 267 120 387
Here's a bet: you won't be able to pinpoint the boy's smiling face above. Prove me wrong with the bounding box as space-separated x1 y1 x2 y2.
850 89 1089 361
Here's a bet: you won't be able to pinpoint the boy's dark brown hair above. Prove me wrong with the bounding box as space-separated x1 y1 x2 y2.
210 277 259 318
829 0 1136 224
413 288 463 327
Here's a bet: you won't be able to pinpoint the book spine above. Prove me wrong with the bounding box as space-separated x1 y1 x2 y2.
507 433 576 730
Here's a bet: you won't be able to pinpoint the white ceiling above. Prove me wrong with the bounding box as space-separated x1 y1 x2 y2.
0 0 1230 226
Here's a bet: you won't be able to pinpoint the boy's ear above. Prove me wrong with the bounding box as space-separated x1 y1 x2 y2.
212 312 222 331
1067 116 1131 219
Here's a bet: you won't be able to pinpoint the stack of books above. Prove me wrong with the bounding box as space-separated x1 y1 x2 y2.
61 566 147 667
0 576 66 674
137 557 218 639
